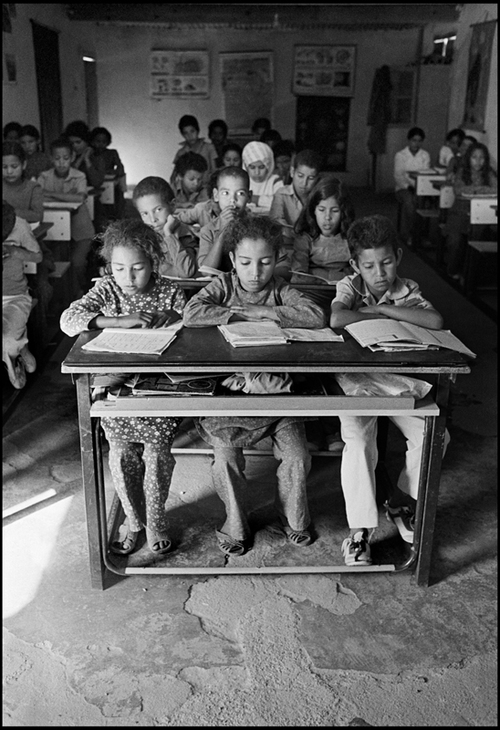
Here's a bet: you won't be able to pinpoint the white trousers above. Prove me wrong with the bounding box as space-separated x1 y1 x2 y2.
339 414 428 530
2 294 32 366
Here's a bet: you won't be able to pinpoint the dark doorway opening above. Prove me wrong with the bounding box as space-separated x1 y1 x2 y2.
30 20 63 151
295 96 350 172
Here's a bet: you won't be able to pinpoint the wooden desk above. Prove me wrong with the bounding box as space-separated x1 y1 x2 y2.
62 327 471 590
409 169 447 197
42 201 80 241
100 175 117 205
465 195 498 225
85 187 103 221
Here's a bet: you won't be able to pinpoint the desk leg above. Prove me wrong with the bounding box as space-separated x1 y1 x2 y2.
413 375 450 587
75 374 107 589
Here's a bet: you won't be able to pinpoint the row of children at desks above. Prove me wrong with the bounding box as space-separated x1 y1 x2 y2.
60 210 455 568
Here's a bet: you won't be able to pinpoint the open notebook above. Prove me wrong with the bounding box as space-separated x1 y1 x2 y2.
345 319 476 358
82 322 183 355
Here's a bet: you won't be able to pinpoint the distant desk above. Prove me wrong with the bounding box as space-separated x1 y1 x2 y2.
408 169 447 198
100 175 117 205
86 187 104 221
459 194 498 225
42 201 80 241
62 327 471 590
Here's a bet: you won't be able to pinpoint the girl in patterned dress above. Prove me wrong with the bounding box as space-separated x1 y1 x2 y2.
183 214 326 556
60 219 187 556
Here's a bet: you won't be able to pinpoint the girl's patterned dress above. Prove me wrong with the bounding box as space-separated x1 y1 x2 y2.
60 273 187 536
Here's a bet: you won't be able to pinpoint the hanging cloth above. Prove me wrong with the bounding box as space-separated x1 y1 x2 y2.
367 65 392 154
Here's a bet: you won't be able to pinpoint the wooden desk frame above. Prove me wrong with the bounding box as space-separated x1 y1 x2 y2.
63 330 470 590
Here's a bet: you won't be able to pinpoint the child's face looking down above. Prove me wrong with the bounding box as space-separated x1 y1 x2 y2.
315 195 341 236
351 244 402 300
180 169 204 195
229 237 276 293
135 193 173 234
247 161 268 183
111 245 153 296
214 175 250 211
19 135 39 156
470 148 486 172
222 149 241 167
2 155 25 184
275 154 291 180
52 146 74 178
181 125 199 147
291 164 318 202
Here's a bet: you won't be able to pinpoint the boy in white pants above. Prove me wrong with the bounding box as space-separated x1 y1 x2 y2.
330 214 449 566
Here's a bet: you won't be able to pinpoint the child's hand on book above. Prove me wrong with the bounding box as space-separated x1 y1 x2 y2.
229 304 278 322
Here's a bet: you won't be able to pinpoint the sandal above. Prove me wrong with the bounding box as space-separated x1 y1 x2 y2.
146 526 172 555
267 520 312 547
110 525 141 555
215 529 247 557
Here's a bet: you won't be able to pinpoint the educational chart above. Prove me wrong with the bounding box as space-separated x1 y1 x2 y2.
292 45 356 97
220 52 273 135
150 50 210 98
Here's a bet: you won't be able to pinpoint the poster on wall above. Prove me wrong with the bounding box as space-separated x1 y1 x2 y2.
220 52 273 135
462 20 496 132
150 50 210 98
292 45 356 97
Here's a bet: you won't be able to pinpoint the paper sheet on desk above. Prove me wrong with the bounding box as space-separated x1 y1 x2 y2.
81 322 183 355
281 328 344 342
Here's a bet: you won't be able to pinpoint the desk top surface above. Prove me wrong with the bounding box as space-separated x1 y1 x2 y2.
62 326 472 375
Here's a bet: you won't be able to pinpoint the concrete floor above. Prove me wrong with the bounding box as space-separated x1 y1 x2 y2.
3 196 497 726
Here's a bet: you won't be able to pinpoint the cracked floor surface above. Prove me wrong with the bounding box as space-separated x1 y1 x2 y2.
3 230 497 726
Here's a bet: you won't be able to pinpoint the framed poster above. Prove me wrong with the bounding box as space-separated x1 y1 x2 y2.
293 45 356 97
220 52 273 135
150 50 209 99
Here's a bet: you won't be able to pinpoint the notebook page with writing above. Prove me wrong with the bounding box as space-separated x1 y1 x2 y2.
82 322 182 355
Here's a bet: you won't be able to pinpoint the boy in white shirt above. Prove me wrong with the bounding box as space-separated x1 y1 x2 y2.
394 127 431 247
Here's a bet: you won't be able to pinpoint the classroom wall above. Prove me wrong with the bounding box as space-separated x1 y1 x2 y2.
3 5 496 193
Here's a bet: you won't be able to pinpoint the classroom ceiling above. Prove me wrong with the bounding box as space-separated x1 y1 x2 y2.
65 4 460 29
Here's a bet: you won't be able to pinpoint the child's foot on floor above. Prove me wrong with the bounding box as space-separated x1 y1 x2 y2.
384 501 415 543
342 529 372 566
5 356 27 389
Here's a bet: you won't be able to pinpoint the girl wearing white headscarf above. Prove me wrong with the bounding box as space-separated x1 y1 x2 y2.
242 141 284 210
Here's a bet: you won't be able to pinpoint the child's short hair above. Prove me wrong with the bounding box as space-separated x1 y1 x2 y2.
3 201 16 242
260 129 282 147
64 120 91 142
221 213 282 256
19 125 41 141
215 166 250 190
220 142 242 159
293 148 322 172
178 114 199 133
98 218 164 272
407 126 425 140
2 140 26 162
90 126 112 145
174 151 208 177
346 214 399 262
49 137 73 155
208 119 228 137
273 140 295 160
251 117 271 134
3 121 22 140
295 173 355 238
446 128 465 144
132 176 175 206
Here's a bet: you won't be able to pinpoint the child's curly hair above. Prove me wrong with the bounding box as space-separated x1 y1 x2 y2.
132 176 175 206
98 219 164 272
294 173 355 238
174 151 208 177
346 214 399 262
221 213 282 256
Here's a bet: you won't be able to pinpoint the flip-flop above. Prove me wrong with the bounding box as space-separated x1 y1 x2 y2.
110 525 141 555
146 527 172 555
267 521 312 547
215 529 247 557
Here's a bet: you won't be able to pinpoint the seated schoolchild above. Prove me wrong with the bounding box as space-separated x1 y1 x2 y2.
2 201 42 389
60 219 187 556
242 141 284 210
3 121 22 143
272 139 296 186
171 151 209 210
175 170 221 232
172 114 218 183
90 126 127 218
197 166 290 278
208 119 229 167
394 126 431 247
219 143 242 169
38 137 95 296
270 148 321 244
132 175 199 278
183 214 326 556
438 128 465 169
19 125 52 181
330 214 449 566
3 141 44 224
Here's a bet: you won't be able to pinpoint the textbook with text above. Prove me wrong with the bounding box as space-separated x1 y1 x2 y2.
345 319 476 358
81 322 183 355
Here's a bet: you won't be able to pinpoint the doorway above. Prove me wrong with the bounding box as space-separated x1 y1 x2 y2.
295 96 350 172
30 21 63 150
84 58 99 130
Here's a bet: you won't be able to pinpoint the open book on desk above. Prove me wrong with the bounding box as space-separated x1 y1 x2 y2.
218 321 289 347
345 319 476 358
81 321 183 355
